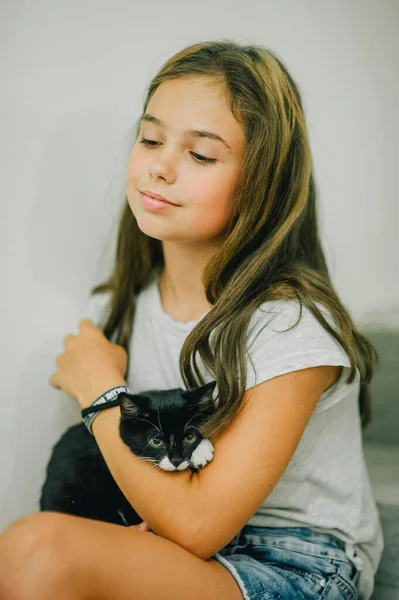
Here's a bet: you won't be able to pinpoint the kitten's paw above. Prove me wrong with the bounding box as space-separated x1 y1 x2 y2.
190 438 214 469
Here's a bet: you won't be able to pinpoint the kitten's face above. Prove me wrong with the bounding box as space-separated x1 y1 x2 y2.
118 381 217 471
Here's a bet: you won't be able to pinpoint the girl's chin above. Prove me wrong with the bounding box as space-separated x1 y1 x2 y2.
134 219 179 242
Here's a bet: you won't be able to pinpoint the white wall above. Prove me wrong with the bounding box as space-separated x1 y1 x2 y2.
1 0 397 530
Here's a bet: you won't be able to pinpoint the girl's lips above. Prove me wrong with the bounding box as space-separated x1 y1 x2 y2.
139 192 180 211
141 189 175 203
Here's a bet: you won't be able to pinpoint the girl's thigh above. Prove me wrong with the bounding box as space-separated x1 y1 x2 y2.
213 526 361 600
0 512 242 600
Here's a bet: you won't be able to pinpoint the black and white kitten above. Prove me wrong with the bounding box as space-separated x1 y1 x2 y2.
39 381 217 527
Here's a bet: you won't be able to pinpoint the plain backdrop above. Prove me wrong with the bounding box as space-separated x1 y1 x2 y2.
0 0 398 531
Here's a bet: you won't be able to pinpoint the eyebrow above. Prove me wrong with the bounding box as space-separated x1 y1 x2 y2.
139 113 232 151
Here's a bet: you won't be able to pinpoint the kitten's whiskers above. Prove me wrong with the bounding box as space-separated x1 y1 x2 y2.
139 418 161 432
188 425 202 435
184 411 202 431
157 408 162 433
139 456 157 463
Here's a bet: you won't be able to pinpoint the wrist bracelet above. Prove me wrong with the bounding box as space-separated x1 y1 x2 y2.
81 385 133 435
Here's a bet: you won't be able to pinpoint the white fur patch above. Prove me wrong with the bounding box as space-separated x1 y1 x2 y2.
190 438 214 469
159 457 190 471
177 460 190 471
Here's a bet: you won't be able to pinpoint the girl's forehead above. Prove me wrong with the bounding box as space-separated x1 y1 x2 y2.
145 78 245 154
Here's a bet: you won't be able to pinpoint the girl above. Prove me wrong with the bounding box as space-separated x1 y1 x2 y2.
0 40 383 600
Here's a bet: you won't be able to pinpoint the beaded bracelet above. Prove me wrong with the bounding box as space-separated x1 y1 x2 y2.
81 385 133 435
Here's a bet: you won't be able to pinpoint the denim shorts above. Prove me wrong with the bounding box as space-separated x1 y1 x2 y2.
213 526 362 600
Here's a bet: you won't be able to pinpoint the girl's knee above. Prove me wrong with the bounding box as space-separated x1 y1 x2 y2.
0 511 65 550
0 512 70 598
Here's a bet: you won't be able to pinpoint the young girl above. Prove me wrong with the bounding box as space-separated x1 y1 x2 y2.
0 40 383 600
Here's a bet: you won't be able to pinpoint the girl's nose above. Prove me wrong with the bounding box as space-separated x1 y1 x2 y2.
148 153 176 182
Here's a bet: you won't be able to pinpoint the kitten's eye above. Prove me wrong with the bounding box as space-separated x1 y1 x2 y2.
149 437 164 448
183 433 197 444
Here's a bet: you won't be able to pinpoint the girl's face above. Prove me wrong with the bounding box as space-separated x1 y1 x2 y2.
126 77 245 245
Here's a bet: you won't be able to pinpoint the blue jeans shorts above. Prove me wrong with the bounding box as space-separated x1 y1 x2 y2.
213 526 362 600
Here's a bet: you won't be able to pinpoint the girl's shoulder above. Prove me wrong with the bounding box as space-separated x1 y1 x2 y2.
247 300 350 372
248 297 340 340
245 297 353 392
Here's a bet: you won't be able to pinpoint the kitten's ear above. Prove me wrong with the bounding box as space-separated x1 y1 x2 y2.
118 392 148 420
187 381 217 412
200 380 217 398
199 380 217 398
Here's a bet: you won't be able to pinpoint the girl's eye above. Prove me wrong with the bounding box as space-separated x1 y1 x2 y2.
149 437 164 448
183 433 197 444
139 138 217 165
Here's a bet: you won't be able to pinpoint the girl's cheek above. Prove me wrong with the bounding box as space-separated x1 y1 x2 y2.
201 177 235 210
128 167 145 191
127 148 145 180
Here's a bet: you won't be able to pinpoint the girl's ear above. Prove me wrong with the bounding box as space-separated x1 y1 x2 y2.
118 393 149 420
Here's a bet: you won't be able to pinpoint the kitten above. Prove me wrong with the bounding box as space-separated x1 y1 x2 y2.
39 381 217 527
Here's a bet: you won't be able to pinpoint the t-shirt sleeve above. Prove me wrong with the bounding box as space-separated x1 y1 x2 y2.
82 291 112 328
245 299 352 392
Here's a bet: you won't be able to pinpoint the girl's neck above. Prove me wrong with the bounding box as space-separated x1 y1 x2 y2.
158 268 212 324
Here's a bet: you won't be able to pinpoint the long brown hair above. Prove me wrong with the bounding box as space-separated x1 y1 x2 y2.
92 39 378 438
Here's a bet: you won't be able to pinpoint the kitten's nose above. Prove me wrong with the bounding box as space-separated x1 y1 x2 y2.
170 456 182 467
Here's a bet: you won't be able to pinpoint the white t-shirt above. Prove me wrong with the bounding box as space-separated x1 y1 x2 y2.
85 268 384 600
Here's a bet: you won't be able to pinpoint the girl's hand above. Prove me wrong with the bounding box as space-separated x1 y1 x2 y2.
130 521 151 533
49 319 128 409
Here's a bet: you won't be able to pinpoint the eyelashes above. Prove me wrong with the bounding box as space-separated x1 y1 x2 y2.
138 138 217 165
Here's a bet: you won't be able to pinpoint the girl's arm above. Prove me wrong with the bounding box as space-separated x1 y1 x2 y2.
89 365 340 560
90 402 201 549
50 319 200 551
